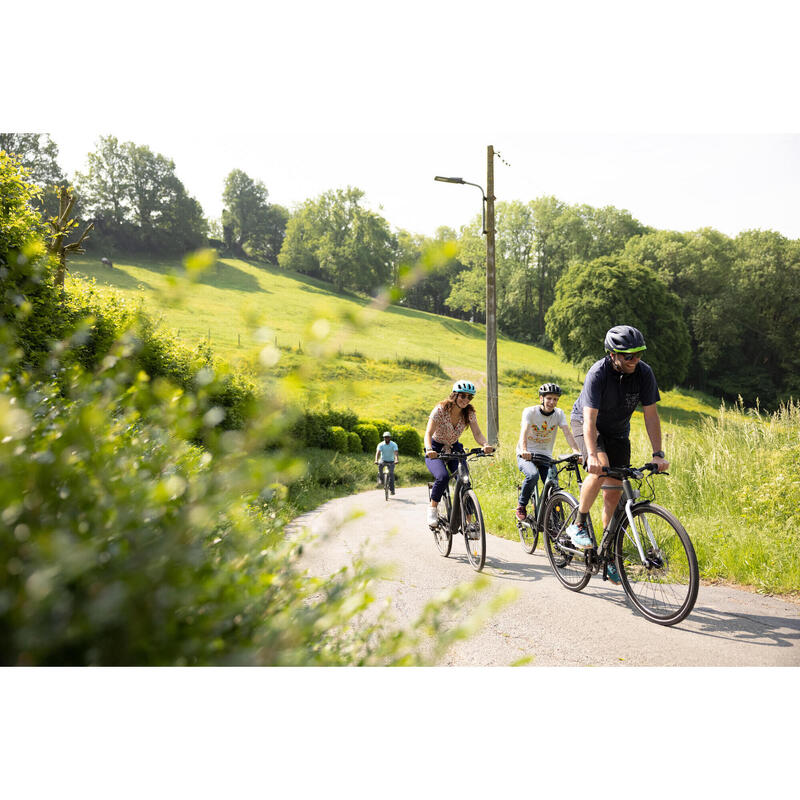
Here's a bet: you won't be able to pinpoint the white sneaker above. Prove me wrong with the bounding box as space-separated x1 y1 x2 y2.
427 506 438 528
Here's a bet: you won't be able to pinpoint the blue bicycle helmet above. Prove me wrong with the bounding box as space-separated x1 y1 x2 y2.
452 380 476 396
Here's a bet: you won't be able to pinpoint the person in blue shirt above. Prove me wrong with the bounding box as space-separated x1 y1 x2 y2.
375 431 399 495
566 326 669 583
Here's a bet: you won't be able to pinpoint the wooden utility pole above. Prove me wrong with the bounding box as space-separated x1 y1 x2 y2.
485 145 499 445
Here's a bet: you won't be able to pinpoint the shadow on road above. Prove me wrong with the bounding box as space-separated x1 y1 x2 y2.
674 604 800 649
481 553 552 583
551 581 800 648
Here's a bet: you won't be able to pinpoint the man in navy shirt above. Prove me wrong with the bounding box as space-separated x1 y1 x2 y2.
567 325 669 583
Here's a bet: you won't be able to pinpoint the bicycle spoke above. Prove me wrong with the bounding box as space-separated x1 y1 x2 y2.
616 505 698 625
543 491 590 591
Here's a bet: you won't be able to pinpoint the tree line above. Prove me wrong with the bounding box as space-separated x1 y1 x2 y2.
1 132 798 408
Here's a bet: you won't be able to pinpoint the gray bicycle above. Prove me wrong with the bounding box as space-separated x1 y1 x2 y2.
542 463 699 626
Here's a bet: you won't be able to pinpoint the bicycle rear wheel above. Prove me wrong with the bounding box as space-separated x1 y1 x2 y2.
433 492 452 557
615 503 699 626
518 516 538 553
543 490 591 591
462 489 486 572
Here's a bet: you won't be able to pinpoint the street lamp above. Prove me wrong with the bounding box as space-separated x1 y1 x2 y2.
433 146 498 446
433 176 486 234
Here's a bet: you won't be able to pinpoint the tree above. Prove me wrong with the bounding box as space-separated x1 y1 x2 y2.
545 254 691 390
624 227 737 390
278 187 395 293
221 169 287 263
396 226 465 316
75 135 131 227
75 136 207 255
726 230 800 405
0 133 68 220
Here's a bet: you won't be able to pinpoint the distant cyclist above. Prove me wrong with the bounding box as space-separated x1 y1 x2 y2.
375 431 399 495
515 383 582 522
567 325 669 583
423 380 495 528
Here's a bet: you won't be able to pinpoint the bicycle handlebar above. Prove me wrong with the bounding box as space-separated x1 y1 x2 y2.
602 463 669 480
529 453 581 467
424 446 495 459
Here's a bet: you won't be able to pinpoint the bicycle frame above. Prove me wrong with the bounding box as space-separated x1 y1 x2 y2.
437 448 489 535
551 465 662 571
601 470 661 567
524 455 583 532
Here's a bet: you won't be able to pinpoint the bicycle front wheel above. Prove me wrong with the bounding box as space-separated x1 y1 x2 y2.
384 474 389 501
615 503 699 626
433 492 452 557
543 490 591 591
462 489 486 572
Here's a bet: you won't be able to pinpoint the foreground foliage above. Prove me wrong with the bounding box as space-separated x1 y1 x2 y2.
0 154 497 665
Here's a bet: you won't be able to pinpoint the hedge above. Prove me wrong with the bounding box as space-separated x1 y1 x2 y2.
354 423 380 453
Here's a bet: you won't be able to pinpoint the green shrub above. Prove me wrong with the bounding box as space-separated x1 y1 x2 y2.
346 431 362 453
361 418 392 437
354 423 379 452
325 408 358 431
329 425 349 452
394 424 423 456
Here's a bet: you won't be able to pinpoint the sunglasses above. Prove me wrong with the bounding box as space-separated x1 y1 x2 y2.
455 392 473 399
614 351 643 362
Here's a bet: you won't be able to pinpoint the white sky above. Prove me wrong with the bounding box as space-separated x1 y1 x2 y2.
6 1 800 240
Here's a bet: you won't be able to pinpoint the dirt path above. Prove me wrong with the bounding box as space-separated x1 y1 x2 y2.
292 486 800 666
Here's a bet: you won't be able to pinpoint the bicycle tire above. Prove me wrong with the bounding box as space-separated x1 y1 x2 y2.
384 472 389 502
542 490 591 591
518 516 538 554
462 489 486 572
433 492 452 557
615 503 699 626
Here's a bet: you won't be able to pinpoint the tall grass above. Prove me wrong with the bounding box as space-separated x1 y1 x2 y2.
473 400 800 596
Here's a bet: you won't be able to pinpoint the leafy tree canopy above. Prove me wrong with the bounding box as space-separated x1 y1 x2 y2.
545 254 691 390
278 187 396 293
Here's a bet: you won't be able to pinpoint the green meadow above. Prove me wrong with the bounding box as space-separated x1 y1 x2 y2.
68 254 799 596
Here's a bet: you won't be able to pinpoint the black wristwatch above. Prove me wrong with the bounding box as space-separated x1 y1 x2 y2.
652 450 665 459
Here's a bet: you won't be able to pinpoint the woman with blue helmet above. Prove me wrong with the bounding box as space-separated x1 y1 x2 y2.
423 380 494 528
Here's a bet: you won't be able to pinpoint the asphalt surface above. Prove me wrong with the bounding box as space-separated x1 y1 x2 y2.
292 485 800 666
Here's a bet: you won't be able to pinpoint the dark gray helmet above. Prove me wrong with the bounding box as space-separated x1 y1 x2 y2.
538 382 562 396
604 325 646 353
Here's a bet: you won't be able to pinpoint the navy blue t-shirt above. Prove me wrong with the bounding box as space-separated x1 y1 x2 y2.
571 356 661 437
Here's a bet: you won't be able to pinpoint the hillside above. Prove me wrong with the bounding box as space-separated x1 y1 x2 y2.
65 252 800 595
67 253 720 443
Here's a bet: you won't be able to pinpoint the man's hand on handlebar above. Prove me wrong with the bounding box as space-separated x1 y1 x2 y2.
651 455 669 472
482 444 495 455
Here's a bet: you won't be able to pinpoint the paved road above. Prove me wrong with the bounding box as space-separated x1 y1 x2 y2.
292 486 800 666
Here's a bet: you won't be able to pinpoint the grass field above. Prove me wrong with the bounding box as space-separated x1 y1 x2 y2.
67 253 799 596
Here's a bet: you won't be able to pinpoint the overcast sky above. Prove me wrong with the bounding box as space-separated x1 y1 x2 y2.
7 1 800 241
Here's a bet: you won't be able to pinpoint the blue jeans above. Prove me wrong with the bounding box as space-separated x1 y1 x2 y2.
517 456 549 507
426 440 465 502
378 461 395 492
